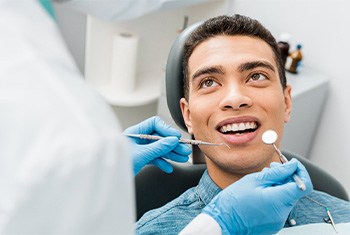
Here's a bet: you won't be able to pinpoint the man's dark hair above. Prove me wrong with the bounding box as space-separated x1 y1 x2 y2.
183 14 286 100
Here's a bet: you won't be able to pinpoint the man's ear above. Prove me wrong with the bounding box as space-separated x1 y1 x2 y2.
284 85 292 123
180 98 193 134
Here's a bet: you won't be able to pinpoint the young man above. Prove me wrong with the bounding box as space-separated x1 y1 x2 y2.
136 15 350 234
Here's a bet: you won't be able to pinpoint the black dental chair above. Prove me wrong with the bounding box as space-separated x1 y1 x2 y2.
135 22 349 221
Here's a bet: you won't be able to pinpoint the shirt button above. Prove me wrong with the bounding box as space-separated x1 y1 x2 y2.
289 219 297 226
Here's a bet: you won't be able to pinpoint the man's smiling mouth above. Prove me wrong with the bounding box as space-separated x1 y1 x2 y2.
218 122 259 135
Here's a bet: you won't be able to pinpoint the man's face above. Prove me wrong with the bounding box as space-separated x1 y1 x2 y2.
180 35 292 185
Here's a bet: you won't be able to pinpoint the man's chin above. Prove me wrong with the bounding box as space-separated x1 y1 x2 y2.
205 156 270 176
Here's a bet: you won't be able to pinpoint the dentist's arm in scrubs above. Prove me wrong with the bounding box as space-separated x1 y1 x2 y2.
0 0 136 233
0 1 190 234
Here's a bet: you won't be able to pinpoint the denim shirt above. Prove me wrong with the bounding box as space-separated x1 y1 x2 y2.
136 170 350 235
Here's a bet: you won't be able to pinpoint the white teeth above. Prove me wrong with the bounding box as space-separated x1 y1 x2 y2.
220 122 257 133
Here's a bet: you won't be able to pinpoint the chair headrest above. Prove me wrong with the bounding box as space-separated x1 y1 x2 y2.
165 22 202 131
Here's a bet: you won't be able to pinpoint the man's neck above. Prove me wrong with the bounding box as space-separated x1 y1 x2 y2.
205 153 281 189
206 165 247 189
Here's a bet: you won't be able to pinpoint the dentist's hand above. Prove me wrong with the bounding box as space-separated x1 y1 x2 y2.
123 116 191 175
202 159 313 235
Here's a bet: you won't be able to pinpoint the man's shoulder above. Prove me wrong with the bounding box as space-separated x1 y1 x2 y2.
305 190 350 210
136 187 202 235
292 190 350 225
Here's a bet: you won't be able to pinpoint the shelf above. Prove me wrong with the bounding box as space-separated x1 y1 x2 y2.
92 72 161 107
286 68 329 97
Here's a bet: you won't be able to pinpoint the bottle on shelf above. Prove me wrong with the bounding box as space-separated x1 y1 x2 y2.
286 44 303 74
277 33 291 66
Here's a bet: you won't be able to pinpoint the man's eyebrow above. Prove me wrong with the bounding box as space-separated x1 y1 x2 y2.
238 61 275 73
191 66 225 81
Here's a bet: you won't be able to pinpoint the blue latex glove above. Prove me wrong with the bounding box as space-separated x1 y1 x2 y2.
123 116 191 175
202 159 313 235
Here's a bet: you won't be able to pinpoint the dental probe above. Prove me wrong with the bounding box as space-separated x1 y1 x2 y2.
262 130 306 191
124 133 229 148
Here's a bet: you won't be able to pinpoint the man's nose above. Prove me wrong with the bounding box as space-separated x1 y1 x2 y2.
218 84 253 111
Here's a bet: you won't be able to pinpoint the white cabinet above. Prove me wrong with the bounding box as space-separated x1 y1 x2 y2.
281 68 329 157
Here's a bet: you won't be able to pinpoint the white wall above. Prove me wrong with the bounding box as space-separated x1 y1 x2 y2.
230 0 350 195
54 3 86 73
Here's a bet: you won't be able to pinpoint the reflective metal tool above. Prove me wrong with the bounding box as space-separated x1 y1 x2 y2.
262 130 306 191
125 133 229 147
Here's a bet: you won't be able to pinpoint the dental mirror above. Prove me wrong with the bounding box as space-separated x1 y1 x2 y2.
262 129 306 191
262 130 278 145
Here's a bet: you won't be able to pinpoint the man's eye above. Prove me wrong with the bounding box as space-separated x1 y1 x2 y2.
200 79 218 88
250 73 267 81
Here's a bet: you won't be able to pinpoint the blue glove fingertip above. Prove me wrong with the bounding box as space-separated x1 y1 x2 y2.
133 164 142 176
259 160 298 183
178 155 189 162
270 161 282 168
174 143 192 156
293 159 313 192
282 159 298 172
293 158 308 172
161 136 180 146
153 116 182 138
168 153 189 162
145 137 179 159
151 158 174 173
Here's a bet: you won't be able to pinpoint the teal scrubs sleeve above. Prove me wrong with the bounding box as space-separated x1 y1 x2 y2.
38 0 56 20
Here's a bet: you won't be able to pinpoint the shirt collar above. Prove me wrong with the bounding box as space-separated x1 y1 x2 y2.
197 170 222 205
